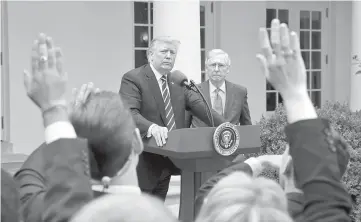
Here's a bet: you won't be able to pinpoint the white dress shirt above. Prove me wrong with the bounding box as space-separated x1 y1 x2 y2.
209 81 226 113
44 121 141 195
92 184 141 195
146 64 171 137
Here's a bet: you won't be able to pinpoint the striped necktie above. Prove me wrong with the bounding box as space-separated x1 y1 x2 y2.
161 75 176 131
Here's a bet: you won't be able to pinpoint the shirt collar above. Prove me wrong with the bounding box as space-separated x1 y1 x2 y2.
150 63 164 81
209 80 226 93
92 185 141 195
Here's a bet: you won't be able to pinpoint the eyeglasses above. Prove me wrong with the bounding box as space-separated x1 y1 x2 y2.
207 63 228 70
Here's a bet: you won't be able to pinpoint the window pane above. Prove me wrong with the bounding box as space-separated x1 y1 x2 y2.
311 51 321 69
278 9 289 25
311 71 321 89
134 2 148 24
266 81 275 90
201 50 205 71
307 71 310 89
134 26 149 47
135 50 148 68
312 11 322 30
266 92 277 111
300 11 310 29
151 26 153 41
311 91 321 108
150 3 153 24
300 31 310 50
302 51 310 69
266 9 277 28
278 93 283 105
311 31 321 49
200 5 205 26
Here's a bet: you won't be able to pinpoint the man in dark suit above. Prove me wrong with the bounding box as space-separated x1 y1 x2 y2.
119 36 226 200
188 49 252 127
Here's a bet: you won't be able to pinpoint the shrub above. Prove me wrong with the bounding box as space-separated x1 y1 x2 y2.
251 101 361 221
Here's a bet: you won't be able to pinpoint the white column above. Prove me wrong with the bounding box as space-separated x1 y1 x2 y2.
153 0 201 83
350 0 361 111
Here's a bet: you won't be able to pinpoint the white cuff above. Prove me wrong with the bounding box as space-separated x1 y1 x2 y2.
244 157 263 176
146 124 157 138
44 121 77 144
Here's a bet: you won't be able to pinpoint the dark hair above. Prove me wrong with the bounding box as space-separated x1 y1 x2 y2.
70 91 135 178
1 168 21 222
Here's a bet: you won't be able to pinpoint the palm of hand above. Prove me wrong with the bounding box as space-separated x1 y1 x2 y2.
24 33 68 112
267 55 307 95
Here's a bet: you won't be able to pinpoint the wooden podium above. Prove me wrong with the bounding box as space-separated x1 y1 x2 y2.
143 125 261 222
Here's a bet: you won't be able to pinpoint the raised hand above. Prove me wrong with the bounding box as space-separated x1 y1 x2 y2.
256 19 307 100
70 82 100 110
24 33 68 112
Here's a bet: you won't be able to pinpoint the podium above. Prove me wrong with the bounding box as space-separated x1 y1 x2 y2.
143 125 261 222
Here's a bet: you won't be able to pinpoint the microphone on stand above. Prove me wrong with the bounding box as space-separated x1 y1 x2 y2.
171 70 215 127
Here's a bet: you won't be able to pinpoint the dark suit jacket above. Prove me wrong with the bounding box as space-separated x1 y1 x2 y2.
286 119 352 222
119 64 226 189
15 140 98 222
188 80 252 127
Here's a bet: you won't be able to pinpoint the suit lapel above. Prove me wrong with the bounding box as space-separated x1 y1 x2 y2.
144 65 167 125
224 80 235 119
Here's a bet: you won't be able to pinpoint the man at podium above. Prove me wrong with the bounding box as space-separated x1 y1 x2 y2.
119 36 226 201
188 49 252 128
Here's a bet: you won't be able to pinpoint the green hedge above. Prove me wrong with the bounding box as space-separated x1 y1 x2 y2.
250 101 361 221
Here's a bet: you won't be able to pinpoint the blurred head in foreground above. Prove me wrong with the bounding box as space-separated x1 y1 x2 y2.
196 171 293 222
70 193 177 222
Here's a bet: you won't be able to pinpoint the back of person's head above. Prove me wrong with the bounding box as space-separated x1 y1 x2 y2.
70 91 141 178
1 168 21 222
70 193 178 222
196 171 293 222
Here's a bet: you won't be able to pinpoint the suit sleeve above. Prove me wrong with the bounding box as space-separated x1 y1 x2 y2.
119 72 154 136
184 87 225 126
239 88 252 125
285 119 352 222
184 111 193 128
14 168 46 222
42 138 94 222
195 162 253 216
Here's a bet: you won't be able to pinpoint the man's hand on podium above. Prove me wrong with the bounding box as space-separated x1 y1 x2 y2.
151 125 168 147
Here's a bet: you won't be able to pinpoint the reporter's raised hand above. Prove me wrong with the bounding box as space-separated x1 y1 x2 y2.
256 19 307 100
70 82 100 110
151 125 168 147
24 33 68 112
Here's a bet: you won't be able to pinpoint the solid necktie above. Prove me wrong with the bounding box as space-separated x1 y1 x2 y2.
161 75 176 131
213 88 224 116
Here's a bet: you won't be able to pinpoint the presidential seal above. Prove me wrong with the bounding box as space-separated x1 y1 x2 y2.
213 122 240 156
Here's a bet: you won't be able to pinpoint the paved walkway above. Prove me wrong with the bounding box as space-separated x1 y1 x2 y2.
165 176 181 216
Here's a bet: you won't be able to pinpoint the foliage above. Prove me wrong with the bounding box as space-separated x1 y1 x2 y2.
251 101 361 221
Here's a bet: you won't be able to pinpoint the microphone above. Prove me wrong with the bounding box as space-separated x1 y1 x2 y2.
171 70 191 88
170 70 215 127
